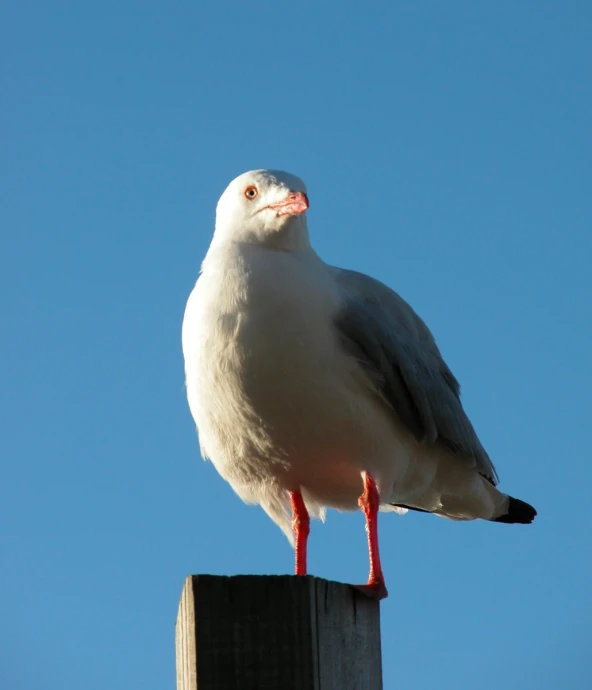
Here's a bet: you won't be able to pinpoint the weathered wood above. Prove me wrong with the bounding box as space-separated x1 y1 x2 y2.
176 574 382 690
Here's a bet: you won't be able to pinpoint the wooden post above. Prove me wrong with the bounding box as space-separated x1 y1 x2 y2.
176 574 383 690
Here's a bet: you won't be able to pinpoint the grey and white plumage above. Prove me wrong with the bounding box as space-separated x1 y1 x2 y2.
182 169 536 546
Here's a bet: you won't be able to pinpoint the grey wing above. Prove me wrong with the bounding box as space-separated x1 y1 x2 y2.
332 267 498 485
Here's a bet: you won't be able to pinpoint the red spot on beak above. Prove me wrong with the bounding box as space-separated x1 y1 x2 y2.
268 191 309 217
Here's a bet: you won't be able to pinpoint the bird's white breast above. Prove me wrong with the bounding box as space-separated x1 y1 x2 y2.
182 242 394 506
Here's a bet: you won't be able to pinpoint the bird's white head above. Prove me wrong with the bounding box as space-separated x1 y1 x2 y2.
213 169 310 250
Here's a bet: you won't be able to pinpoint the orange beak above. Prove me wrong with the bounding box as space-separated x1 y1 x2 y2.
267 191 309 217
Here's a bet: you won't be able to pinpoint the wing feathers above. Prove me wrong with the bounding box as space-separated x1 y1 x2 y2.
332 267 498 485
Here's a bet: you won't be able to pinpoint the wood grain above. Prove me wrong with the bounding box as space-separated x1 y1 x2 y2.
175 574 382 690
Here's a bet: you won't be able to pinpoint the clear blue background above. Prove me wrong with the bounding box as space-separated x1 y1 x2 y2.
2 1 590 688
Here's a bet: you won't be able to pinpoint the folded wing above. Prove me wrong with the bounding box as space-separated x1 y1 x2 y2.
332 267 498 485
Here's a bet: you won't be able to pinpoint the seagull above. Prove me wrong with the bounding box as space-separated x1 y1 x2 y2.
182 169 536 600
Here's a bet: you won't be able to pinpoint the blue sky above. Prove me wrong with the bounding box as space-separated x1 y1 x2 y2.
2 1 591 688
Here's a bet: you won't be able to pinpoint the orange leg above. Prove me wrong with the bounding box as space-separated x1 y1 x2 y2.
290 491 310 576
356 472 388 600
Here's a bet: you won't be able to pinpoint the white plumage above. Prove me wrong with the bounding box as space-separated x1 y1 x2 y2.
182 169 536 557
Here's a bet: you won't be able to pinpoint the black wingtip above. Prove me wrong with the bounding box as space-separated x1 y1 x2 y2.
492 496 537 524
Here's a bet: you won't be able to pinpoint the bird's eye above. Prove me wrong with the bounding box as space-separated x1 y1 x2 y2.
244 185 258 200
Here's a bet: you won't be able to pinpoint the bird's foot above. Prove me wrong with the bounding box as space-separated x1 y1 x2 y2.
354 579 389 601
356 472 388 601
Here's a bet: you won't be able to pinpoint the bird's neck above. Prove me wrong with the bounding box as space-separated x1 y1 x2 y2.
203 231 319 277
211 220 312 253
260 224 312 252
